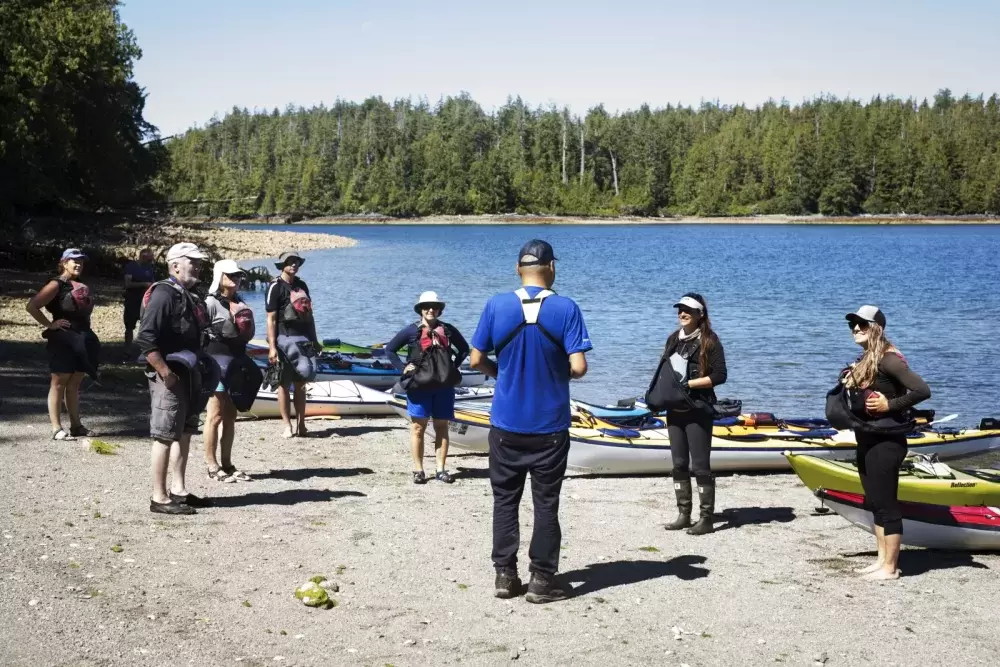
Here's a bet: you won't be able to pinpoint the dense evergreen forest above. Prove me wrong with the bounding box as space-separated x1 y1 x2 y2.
163 91 1000 218
2 2 999 222
0 0 162 221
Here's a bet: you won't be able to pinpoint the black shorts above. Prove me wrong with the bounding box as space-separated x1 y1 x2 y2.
124 294 143 330
47 329 100 375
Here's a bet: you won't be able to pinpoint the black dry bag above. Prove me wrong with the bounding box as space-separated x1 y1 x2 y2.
825 381 915 437
401 346 461 392
644 356 698 413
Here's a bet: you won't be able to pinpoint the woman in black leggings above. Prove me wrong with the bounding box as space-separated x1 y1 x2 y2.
842 306 930 581
663 293 727 535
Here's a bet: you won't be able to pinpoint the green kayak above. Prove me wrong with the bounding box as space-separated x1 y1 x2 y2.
321 338 393 359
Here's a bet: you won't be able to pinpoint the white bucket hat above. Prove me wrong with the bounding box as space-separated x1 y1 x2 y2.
414 291 445 314
209 259 246 294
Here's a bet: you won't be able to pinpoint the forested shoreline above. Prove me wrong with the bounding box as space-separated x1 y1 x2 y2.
2 1 1000 225
162 91 1000 219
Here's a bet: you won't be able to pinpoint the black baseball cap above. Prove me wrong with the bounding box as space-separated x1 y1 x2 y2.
518 239 558 266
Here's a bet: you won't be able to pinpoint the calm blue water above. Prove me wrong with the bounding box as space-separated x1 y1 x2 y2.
234 224 1000 427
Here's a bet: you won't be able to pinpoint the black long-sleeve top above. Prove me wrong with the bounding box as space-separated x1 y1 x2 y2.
869 352 932 414
663 331 728 384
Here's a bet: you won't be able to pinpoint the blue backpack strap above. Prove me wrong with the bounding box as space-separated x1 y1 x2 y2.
493 288 564 358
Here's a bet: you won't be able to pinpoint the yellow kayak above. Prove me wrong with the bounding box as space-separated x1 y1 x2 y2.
786 452 1000 506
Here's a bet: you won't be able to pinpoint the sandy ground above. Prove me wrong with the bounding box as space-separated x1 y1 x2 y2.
203 214 1000 226
1 358 999 666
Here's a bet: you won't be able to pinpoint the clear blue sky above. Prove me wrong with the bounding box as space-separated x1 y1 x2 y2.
120 0 1000 136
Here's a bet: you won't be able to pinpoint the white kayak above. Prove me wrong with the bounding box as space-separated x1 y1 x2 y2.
816 488 1000 551
386 398 1000 474
244 381 494 418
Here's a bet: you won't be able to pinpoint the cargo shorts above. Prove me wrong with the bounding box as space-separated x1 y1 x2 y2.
147 372 200 442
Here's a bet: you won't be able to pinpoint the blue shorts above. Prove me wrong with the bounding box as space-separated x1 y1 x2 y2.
406 387 456 420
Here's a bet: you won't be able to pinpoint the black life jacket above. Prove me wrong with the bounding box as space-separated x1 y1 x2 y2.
645 331 713 414
49 278 94 326
825 354 917 437
644 356 699 413
140 279 210 341
493 288 564 358
401 321 461 391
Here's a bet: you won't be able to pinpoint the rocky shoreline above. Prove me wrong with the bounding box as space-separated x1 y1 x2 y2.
0 224 355 348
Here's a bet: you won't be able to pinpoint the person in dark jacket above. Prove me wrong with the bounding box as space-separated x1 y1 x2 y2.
385 291 470 484
842 305 930 581
25 248 101 440
662 293 727 536
123 248 156 359
135 242 213 515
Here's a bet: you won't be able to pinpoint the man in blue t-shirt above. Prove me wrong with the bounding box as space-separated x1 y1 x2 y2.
470 239 591 604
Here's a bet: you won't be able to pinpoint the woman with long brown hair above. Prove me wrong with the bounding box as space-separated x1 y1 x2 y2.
25 249 101 440
659 293 727 535
841 306 930 581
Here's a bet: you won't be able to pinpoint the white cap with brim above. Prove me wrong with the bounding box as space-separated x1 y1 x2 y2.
673 296 704 311
414 290 445 314
166 242 209 263
208 259 246 294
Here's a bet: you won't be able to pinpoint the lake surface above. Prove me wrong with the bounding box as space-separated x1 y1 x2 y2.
234 224 1000 431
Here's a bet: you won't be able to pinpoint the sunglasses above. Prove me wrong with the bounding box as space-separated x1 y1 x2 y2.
225 272 244 281
850 321 870 332
677 306 700 316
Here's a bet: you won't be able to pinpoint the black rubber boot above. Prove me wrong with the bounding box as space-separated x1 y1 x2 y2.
687 479 715 535
665 478 693 530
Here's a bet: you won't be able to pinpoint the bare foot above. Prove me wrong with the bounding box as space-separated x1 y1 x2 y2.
282 426 295 439
862 568 900 581
854 560 884 575
297 424 308 437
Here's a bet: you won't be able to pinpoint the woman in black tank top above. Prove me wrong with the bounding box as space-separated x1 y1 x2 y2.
842 306 930 581
25 249 102 440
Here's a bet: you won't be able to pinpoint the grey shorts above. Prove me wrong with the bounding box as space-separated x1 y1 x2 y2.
148 374 200 442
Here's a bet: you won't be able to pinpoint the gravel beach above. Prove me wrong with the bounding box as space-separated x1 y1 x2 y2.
1 358 998 666
0 224 355 346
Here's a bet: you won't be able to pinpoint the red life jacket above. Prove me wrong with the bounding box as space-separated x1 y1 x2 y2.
273 280 313 325
212 294 255 342
419 323 449 351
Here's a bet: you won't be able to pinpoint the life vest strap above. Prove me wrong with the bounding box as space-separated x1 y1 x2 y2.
494 289 563 357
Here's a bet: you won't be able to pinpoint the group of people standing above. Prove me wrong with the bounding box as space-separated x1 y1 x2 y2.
26 236 929 598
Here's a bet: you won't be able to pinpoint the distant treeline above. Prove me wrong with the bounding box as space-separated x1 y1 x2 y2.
162 90 1000 218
